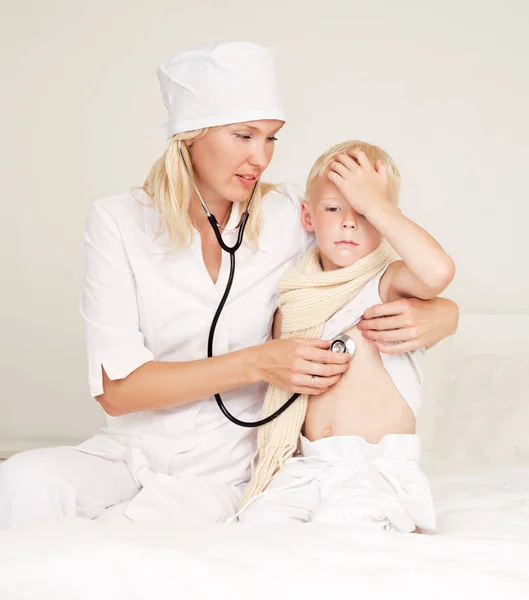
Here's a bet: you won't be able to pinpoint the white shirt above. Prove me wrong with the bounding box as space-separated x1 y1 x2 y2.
80 184 311 486
321 265 424 417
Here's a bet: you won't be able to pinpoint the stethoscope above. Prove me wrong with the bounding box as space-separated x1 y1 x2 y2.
178 140 355 428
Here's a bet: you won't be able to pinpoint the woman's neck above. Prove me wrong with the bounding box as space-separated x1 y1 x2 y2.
190 192 232 232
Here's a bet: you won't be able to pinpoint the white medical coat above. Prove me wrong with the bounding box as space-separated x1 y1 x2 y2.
78 184 311 521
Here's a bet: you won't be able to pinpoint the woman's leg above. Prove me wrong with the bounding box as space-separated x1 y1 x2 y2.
0 446 140 529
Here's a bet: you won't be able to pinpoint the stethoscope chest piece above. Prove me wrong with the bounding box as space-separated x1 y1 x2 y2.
330 334 356 356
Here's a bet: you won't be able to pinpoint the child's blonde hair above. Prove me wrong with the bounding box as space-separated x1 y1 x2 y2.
305 140 401 205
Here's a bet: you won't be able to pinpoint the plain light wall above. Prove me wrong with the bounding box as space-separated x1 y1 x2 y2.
1 0 528 445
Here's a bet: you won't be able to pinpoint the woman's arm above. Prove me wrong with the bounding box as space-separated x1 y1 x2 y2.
98 338 350 416
356 296 459 353
84 203 349 418
98 349 255 416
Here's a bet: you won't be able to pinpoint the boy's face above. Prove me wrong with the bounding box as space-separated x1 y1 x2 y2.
302 175 382 271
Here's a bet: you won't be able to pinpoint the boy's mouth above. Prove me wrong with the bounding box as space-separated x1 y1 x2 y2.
335 240 359 247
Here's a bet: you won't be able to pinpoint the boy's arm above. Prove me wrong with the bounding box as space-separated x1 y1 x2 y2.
272 308 283 339
370 206 455 302
328 150 455 303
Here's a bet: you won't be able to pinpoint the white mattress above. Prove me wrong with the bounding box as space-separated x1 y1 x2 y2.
1 467 529 600
1 313 529 599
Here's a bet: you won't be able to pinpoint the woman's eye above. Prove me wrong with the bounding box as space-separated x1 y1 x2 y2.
235 133 278 142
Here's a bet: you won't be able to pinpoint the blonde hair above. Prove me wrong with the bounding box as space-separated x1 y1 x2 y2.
140 127 277 250
305 140 401 206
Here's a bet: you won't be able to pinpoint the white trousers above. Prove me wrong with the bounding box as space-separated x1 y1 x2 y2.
0 439 243 530
0 446 139 529
238 434 436 532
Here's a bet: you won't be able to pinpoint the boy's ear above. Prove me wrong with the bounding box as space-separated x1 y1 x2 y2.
301 201 315 232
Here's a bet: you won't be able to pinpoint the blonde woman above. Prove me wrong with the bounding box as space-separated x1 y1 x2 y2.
0 42 458 529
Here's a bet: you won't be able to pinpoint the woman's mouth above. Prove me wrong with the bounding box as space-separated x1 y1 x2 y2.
235 174 258 188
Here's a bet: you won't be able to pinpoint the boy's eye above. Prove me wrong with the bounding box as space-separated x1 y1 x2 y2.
326 206 340 212
267 136 278 142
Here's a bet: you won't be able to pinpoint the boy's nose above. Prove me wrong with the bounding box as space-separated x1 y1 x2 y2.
342 218 358 230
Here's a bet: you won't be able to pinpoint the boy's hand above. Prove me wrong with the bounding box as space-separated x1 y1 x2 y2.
328 150 396 217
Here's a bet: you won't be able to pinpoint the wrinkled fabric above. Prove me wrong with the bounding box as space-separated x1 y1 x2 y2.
0 185 314 529
157 42 285 137
237 434 436 532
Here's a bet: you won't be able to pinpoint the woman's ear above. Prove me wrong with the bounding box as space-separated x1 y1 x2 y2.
301 201 315 232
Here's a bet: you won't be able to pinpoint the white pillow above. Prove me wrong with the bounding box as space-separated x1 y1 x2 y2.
419 353 529 467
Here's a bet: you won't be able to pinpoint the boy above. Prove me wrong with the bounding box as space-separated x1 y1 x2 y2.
237 141 455 532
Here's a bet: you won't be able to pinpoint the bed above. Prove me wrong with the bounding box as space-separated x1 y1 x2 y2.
1 314 528 599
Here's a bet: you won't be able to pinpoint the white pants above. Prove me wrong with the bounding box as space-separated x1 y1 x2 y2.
238 434 436 532
0 446 139 529
0 439 243 530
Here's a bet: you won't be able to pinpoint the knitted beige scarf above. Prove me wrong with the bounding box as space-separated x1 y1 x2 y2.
241 240 396 506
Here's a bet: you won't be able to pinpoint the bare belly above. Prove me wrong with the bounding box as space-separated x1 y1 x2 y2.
304 325 416 444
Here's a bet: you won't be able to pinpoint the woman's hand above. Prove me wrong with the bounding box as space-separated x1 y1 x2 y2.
357 297 459 353
252 338 351 396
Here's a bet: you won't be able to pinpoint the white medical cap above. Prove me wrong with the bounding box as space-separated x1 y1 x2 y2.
157 41 286 138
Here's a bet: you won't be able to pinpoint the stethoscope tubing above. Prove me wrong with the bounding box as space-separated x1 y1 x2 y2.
177 140 300 427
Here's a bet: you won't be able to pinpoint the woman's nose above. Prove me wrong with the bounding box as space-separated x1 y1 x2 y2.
248 143 270 170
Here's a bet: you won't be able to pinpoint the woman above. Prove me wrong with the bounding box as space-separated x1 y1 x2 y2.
0 42 458 528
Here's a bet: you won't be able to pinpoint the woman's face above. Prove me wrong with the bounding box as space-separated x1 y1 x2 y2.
187 120 284 204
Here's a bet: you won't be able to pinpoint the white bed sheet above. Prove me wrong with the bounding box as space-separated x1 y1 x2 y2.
1 463 528 600
2 314 528 599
